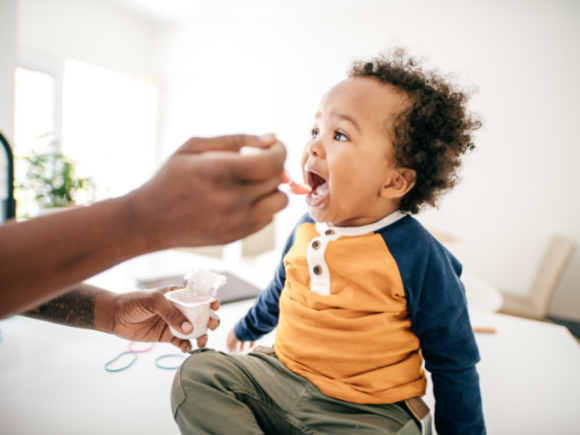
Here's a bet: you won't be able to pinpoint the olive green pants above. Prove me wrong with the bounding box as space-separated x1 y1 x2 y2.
171 348 421 435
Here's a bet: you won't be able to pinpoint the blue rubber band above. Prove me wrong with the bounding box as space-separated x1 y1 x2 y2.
155 354 186 370
105 351 137 372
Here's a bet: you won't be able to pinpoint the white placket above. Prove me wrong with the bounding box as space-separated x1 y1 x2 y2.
306 212 406 296
307 224 341 296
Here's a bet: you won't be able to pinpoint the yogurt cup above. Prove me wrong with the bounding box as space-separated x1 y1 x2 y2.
164 289 216 340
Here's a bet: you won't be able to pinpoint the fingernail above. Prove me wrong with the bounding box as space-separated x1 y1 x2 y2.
182 322 193 333
258 133 275 143
186 342 192 352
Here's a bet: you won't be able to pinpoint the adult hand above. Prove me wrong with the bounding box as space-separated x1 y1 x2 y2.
127 134 289 250
97 286 220 352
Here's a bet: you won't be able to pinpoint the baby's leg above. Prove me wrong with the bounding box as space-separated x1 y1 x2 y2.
171 348 313 435
295 387 422 435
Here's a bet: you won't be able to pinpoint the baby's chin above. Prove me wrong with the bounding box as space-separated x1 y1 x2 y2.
306 204 329 223
307 204 347 226
307 205 372 227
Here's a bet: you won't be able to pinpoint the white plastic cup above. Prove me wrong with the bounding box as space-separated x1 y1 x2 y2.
164 289 216 340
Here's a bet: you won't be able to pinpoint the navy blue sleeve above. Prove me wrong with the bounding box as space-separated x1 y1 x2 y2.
379 217 485 435
234 214 312 342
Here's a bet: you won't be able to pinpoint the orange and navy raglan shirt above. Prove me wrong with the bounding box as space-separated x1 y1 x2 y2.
234 211 485 435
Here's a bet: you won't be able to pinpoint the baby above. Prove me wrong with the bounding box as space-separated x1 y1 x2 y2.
171 49 485 435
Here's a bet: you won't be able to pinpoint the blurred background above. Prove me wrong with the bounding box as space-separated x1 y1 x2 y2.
0 0 579 320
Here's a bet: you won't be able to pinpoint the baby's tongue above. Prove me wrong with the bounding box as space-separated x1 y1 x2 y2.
307 180 329 207
315 181 329 197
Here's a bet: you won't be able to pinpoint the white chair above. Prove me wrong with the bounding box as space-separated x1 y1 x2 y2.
499 236 575 321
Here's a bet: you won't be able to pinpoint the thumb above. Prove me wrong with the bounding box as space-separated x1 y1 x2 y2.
150 292 193 336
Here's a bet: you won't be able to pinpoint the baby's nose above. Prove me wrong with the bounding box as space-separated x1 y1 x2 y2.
305 140 322 158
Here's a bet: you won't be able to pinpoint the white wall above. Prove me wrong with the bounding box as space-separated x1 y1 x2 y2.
157 0 580 320
0 0 17 141
18 0 158 77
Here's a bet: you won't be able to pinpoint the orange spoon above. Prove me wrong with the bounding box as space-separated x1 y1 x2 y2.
282 170 312 195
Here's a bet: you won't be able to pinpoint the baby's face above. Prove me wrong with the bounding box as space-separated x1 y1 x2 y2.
302 77 407 227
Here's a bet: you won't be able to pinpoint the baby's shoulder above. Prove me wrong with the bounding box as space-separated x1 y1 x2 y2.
376 215 437 258
376 215 462 283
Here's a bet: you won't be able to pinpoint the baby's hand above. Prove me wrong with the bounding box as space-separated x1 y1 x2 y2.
227 328 255 352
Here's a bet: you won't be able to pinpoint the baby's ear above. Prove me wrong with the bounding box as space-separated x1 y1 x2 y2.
380 168 416 200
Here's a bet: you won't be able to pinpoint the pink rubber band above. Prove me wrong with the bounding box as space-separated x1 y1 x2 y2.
128 341 154 353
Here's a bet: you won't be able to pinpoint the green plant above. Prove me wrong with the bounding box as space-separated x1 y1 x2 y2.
18 145 93 208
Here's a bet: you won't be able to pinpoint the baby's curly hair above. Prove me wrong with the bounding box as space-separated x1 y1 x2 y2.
349 48 481 214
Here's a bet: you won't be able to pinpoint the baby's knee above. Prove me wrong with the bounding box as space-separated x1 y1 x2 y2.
171 350 223 417
179 349 224 382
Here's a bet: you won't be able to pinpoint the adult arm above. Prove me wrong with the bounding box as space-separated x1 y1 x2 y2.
23 283 220 351
0 134 287 317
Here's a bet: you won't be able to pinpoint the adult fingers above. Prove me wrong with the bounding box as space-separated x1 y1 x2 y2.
238 175 284 203
168 334 192 353
196 334 209 348
208 310 220 331
230 141 286 182
181 341 192 353
176 134 277 155
210 299 220 311
251 190 289 218
149 292 193 336
160 324 195 353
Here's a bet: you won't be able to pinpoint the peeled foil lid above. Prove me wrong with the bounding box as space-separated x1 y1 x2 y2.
183 268 227 298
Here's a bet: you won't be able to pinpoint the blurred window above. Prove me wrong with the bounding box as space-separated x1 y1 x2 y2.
62 59 158 201
13 67 56 156
13 67 57 217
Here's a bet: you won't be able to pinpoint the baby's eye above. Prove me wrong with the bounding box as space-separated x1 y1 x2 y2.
334 131 349 141
311 129 319 139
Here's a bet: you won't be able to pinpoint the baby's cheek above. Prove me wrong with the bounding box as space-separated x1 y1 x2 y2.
342 179 372 204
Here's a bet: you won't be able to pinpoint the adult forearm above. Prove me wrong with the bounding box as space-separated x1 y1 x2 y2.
0 196 153 317
22 283 115 332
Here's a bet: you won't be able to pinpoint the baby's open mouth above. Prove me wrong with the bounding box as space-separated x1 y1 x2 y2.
306 171 329 207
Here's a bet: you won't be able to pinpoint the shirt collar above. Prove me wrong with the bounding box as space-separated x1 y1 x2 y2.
315 211 406 238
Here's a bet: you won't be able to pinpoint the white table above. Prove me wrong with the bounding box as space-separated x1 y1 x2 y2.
1 251 578 435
